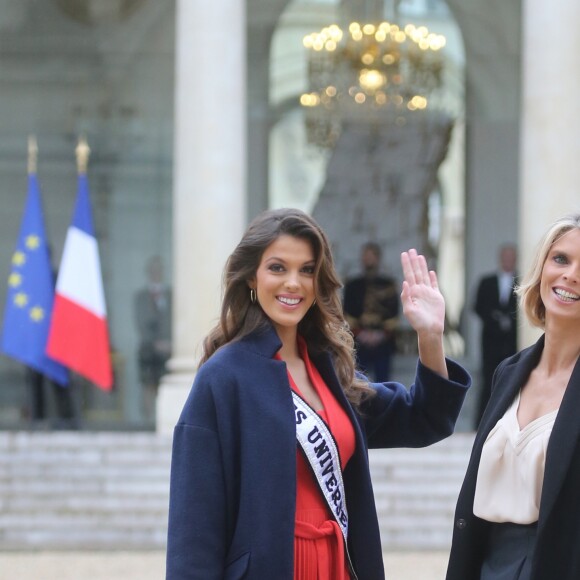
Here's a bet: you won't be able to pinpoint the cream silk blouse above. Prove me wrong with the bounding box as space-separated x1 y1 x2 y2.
473 391 558 524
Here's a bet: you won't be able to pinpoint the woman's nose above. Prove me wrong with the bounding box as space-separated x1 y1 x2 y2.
563 264 579 284
284 273 300 289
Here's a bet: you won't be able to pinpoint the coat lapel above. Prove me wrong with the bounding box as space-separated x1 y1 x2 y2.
539 354 580 528
474 338 544 449
312 353 357 419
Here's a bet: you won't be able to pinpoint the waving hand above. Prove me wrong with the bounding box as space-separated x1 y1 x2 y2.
400 249 447 377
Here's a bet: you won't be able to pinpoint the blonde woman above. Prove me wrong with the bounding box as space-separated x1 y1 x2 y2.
447 213 580 580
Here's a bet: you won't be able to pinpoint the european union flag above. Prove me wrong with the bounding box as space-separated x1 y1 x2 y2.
1 174 69 385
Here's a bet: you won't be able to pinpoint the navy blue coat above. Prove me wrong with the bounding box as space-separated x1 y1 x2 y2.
447 336 580 580
167 325 471 579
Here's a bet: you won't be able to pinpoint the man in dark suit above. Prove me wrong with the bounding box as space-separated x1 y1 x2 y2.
134 255 172 421
343 242 399 382
473 244 518 427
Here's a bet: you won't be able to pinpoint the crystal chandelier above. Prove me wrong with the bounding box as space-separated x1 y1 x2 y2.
300 21 448 148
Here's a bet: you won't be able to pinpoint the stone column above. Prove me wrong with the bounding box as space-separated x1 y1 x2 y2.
446 0 522 366
156 0 246 434
247 29 273 220
519 0 580 348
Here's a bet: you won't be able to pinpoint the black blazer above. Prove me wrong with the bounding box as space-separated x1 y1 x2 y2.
474 273 518 345
447 335 580 580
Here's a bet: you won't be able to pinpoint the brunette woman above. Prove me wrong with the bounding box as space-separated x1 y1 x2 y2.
167 208 471 580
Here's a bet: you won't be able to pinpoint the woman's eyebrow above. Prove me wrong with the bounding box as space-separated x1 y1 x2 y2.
263 256 315 265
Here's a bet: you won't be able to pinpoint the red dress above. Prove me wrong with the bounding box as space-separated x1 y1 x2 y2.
278 338 356 580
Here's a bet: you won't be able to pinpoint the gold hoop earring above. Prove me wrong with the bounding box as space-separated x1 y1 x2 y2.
250 288 257 304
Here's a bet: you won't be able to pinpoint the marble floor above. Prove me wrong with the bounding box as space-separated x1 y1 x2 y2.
0 550 450 580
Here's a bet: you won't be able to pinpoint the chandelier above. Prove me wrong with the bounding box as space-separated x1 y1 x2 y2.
300 21 448 148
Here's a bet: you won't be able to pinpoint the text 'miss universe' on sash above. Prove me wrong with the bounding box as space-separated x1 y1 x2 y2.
292 391 358 579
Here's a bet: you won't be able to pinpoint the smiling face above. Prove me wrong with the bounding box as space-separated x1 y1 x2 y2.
540 229 580 324
249 234 317 343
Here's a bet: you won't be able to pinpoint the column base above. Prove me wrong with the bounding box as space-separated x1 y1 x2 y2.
156 370 196 435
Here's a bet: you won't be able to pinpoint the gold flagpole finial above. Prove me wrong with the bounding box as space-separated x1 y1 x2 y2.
28 135 38 175
76 136 91 175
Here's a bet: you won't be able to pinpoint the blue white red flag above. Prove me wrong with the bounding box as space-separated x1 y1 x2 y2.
46 173 113 390
1 174 69 385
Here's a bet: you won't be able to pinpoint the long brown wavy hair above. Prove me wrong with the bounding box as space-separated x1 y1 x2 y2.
200 208 373 407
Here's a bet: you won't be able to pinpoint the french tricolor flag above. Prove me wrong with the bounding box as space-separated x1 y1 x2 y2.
46 173 113 390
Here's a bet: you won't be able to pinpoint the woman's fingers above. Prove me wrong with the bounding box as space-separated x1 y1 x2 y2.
401 249 432 287
401 251 415 284
416 253 428 285
429 269 439 290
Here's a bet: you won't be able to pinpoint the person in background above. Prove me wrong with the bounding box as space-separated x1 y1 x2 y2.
27 248 77 429
473 244 518 427
26 367 76 429
134 255 172 421
166 208 471 579
343 242 399 382
447 213 580 580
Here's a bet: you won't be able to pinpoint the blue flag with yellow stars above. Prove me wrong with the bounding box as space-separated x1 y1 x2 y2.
1 174 69 385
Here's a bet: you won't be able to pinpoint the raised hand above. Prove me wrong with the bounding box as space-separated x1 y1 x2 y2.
400 249 445 338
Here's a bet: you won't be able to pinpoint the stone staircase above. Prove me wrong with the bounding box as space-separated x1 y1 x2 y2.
0 430 474 551
370 433 473 550
0 432 172 550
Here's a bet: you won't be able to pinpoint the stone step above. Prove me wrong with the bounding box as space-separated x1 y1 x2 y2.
1 496 169 512
371 434 473 549
0 431 171 549
0 431 474 550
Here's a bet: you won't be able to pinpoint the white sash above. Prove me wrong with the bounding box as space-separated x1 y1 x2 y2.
292 391 358 578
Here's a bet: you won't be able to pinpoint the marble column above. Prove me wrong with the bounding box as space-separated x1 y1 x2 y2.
519 0 580 347
156 0 246 434
446 0 521 366
247 28 273 220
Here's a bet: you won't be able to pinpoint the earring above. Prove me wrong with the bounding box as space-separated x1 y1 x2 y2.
311 299 317 308
250 288 257 304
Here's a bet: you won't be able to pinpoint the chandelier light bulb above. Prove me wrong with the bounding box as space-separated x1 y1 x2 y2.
362 53 375 65
359 69 386 92
376 92 387 104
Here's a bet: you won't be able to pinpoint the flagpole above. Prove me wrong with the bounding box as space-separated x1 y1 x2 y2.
28 135 38 175
76 136 90 175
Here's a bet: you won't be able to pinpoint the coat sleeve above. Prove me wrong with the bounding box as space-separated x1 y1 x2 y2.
360 358 471 449
166 369 229 579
